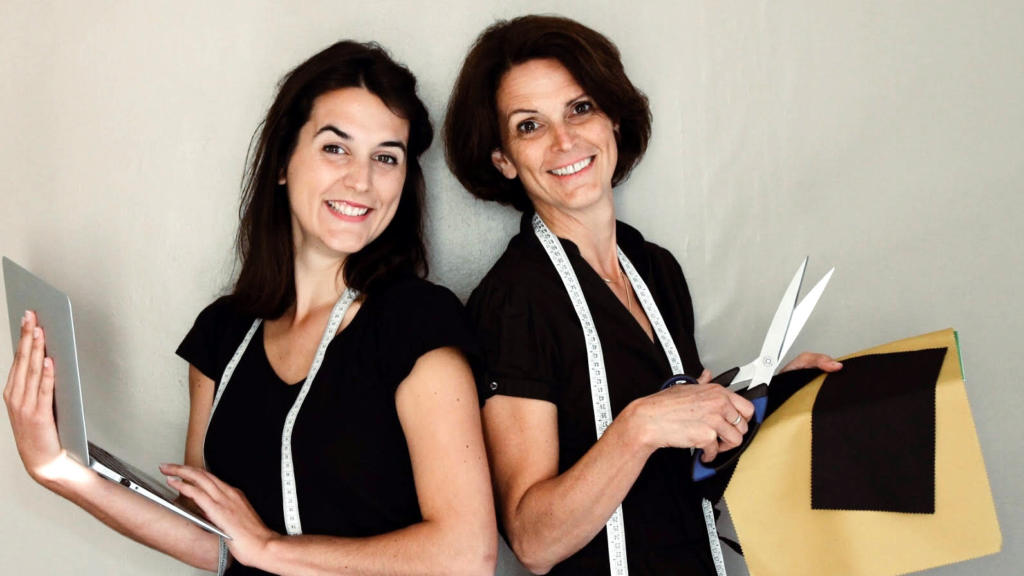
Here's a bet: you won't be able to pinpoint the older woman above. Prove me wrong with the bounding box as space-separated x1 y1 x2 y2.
444 15 839 576
6 41 495 575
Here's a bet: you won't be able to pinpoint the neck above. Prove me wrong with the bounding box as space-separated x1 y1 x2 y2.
289 247 347 325
535 199 620 281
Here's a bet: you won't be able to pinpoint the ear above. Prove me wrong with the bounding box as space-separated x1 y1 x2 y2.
491 149 518 180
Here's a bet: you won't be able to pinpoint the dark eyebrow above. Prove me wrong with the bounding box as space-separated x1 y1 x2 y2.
315 125 350 140
506 92 589 120
379 140 407 153
508 108 538 118
566 93 588 106
315 125 406 153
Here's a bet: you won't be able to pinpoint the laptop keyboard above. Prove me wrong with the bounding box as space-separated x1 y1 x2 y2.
88 442 174 501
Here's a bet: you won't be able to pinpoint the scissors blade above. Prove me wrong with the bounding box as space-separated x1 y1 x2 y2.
778 267 834 361
749 257 807 387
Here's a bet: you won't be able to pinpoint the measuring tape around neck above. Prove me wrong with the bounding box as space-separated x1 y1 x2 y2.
206 288 359 536
532 214 726 576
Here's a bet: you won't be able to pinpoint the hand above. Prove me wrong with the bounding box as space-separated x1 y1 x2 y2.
4 311 74 484
630 370 756 462
160 463 278 567
781 351 843 374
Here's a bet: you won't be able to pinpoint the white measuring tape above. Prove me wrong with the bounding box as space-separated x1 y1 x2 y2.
532 214 726 576
206 288 359 536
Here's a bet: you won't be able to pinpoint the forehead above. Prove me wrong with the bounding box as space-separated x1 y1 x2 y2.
496 58 584 113
307 87 409 142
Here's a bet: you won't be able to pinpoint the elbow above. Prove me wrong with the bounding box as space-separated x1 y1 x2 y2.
466 546 498 576
445 528 498 576
506 533 554 575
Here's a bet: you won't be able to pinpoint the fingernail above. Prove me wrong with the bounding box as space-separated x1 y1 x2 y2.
43 358 53 370
20 312 27 327
32 327 41 340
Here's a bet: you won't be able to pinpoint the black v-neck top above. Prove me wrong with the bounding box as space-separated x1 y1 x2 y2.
176 276 477 576
468 214 721 575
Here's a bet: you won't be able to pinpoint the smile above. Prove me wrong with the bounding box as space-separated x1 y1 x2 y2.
549 156 593 177
325 200 369 217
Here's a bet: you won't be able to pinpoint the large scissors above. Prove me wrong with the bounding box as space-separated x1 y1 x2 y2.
663 257 834 481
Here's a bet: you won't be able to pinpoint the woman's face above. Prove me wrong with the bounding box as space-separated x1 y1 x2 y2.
282 87 409 262
491 58 618 216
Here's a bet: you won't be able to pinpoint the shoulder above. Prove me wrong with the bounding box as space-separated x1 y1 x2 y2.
468 229 564 317
185 295 254 340
616 219 688 284
176 294 256 383
370 274 465 317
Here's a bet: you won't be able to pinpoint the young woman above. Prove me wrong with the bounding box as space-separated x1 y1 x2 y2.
6 41 496 576
444 15 838 575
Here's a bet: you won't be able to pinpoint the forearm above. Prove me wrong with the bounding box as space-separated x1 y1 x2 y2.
43 458 219 571
503 402 654 574
248 519 494 576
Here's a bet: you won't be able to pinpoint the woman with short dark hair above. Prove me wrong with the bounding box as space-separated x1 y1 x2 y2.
7 40 496 576
445 15 839 575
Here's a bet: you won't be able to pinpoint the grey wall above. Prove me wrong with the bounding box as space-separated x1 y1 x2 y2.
1 1 1020 574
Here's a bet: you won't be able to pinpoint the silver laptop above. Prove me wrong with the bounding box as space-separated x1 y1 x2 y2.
3 256 228 539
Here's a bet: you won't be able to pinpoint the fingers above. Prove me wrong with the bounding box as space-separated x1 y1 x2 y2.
5 312 36 408
783 352 843 373
728 392 756 423
161 464 226 498
695 369 712 385
38 357 55 410
655 383 753 456
24 325 47 413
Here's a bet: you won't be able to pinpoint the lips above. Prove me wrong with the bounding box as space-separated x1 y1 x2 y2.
325 199 369 217
548 156 593 177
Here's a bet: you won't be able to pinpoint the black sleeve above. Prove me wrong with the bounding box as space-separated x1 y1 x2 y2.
175 296 249 384
377 281 481 393
466 275 562 404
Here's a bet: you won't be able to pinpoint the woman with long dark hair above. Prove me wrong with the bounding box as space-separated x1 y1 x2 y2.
6 41 496 575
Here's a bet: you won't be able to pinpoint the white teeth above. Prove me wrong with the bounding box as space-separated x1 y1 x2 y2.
550 157 593 176
326 200 369 216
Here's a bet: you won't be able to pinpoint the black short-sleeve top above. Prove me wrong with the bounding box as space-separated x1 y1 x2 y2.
467 214 718 575
176 275 477 576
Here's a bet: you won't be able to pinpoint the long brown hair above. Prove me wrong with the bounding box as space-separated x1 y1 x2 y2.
234 41 433 318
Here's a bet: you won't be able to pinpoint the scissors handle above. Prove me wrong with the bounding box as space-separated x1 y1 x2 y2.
711 366 741 387
660 374 699 390
691 383 769 482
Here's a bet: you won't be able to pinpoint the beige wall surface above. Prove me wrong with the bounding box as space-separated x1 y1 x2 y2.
1 1 1020 575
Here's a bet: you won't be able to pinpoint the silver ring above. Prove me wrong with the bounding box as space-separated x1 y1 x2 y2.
731 414 743 426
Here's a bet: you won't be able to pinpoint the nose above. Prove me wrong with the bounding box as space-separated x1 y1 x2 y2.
342 157 370 193
550 121 575 152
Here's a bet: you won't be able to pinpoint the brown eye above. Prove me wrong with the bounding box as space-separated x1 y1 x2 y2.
572 101 593 115
517 120 539 134
375 154 399 166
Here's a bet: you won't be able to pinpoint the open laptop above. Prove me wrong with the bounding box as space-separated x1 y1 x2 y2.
2 256 228 539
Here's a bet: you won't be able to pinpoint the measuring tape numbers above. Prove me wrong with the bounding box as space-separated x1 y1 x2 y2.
532 214 726 576
206 288 359 536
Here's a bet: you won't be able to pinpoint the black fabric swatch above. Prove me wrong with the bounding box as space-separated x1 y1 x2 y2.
811 348 946 513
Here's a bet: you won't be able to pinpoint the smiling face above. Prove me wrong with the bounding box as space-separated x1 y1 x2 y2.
491 58 619 218
282 87 409 263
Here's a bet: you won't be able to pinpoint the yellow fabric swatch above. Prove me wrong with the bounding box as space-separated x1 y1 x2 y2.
724 329 1001 575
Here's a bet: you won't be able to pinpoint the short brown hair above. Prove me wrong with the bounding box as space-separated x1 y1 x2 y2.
444 15 652 211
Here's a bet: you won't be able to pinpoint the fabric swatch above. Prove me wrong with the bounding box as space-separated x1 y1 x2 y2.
811 347 946 513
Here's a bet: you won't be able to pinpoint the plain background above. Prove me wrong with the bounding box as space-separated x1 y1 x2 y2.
1 1 1020 574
